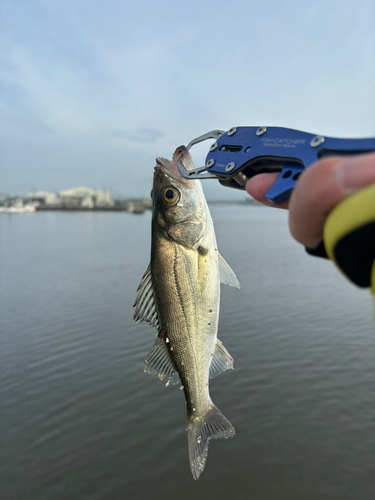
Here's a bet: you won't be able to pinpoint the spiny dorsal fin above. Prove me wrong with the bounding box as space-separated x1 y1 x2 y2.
209 339 234 379
133 263 159 329
218 253 240 288
144 337 181 386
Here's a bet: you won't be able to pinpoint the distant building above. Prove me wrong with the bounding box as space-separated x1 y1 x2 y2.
59 187 113 208
27 190 60 206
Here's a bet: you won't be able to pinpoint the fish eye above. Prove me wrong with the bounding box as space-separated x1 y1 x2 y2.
161 186 180 206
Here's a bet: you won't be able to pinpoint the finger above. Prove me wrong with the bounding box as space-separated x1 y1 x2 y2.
246 173 290 209
288 153 375 248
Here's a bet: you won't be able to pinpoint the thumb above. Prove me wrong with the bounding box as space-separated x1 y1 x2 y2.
288 153 375 248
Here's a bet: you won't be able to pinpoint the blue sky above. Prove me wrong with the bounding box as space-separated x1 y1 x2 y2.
1 0 374 199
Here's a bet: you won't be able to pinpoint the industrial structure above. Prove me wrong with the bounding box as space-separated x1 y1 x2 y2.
27 187 113 208
59 187 113 208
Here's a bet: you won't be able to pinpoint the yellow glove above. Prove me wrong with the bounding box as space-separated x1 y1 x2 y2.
323 184 375 302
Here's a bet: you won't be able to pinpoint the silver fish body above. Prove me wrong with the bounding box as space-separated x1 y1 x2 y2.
134 146 239 479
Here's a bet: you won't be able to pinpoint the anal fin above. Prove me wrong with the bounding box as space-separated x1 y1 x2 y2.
209 339 234 379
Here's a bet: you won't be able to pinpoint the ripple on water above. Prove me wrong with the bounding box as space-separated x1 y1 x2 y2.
1 208 375 500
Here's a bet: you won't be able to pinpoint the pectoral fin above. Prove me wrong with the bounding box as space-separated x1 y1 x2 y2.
218 254 240 288
133 263 159 329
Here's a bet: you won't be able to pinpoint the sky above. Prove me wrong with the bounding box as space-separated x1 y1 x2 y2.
1 0 374 200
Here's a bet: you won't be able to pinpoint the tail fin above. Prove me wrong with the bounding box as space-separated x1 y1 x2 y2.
186 404 235 480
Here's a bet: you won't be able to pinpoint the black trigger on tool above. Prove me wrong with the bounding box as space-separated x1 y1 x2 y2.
332 222 375 287
305 241 328 259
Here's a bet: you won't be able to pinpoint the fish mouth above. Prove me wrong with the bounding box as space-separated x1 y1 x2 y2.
155 146 194 186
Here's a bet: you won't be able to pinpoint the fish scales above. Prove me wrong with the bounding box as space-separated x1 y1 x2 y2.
134 146 240 480
152 234 219 414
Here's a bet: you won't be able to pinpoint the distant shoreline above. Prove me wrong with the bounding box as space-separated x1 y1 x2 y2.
0 199 261 214
33 200 261 211
35 206 139 212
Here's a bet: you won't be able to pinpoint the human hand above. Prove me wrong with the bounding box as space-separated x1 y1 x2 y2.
246 153 375 249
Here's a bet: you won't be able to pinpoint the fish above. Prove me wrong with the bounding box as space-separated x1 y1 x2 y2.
133 146 240 480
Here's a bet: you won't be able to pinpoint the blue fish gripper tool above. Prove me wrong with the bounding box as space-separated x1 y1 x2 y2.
177 126 375 293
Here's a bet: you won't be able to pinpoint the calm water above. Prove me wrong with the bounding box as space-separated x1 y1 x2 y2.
1 207 374 500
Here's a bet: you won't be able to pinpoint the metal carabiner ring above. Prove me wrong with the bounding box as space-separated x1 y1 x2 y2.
177 130 225 179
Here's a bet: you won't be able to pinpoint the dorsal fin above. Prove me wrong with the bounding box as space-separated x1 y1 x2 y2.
133 263 159 329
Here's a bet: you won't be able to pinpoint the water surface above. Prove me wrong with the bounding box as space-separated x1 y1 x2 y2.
1 207 374 500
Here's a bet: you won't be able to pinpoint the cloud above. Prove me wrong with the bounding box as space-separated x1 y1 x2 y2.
1 0 374 198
